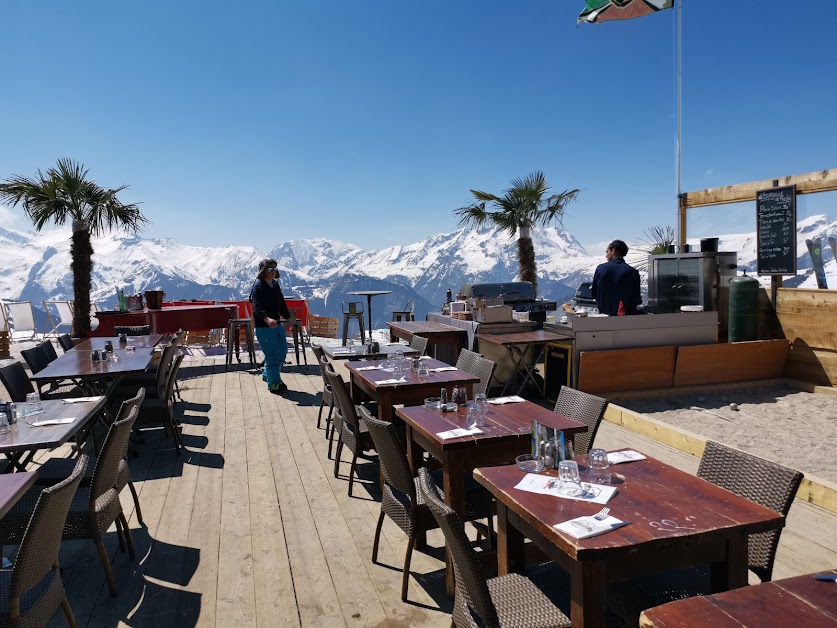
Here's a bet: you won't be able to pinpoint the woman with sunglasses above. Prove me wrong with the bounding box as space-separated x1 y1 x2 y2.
252 258 291 393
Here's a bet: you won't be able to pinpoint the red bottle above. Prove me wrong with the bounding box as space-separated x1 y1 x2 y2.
617 300 625 316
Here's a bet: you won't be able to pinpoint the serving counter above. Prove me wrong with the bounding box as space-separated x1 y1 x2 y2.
92 304 234 336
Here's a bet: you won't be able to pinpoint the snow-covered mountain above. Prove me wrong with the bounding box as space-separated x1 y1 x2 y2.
1 215 835 330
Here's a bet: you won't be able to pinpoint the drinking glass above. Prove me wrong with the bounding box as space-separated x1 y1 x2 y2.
346 339 354 354
467 404 485 428
558 460 583 497
474 393 488 415
393 362 404 379
395 350 404 365
385 355 395 371
0 412 9 435
417 363 429 377
26 392 42 414
588 448 611 484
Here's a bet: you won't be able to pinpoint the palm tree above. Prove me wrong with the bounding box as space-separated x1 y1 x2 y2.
0 158 148 337
454 171 579 295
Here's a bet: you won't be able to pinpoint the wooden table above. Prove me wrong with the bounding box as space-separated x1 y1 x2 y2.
346 357 478 422
347 290 391 344
322 343 419 361
0 398 108 472
73 334 166 351
476 330 565 397
474 451 786 628
0 472 37 517
387 320 468 364
397 400 587 596
639 571 837 627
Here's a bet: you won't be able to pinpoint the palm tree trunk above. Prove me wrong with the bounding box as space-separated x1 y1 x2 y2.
71 220 93 338
517 226 538 296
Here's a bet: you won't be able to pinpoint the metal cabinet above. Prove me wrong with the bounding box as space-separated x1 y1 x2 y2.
647 252 738 337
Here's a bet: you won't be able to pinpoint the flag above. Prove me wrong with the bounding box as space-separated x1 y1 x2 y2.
578 0 674 24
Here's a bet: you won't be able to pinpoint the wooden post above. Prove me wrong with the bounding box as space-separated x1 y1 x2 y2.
771 276 782 305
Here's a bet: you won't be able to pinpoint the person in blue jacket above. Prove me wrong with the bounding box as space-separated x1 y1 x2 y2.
591 240 642 315
252 258 291 393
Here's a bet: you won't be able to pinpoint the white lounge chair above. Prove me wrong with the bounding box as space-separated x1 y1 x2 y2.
2 301 38 341
43 300 74 337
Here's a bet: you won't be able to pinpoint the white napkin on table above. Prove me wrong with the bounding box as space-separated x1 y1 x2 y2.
437 426 483 440
554 515 628 540
62 396 104 404
419 355 432 360
607 450 647 465
32 418 76 427
355 365 383 371
377 378 407 385
487 395 525 404
429 366 458 372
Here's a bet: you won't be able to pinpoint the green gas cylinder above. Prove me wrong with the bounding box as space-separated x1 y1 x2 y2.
728 274 760 342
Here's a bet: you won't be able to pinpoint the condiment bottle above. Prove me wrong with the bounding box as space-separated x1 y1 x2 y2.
617 300 625 316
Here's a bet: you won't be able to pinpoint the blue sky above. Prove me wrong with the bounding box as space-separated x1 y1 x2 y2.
1 0 835 253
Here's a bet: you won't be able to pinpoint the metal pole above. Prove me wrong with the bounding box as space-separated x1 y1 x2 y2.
676 0 684 246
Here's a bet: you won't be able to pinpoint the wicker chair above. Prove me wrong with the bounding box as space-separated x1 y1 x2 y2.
607 441 804 626
363 409 495 601
0 408 140 597
20 345 49 375
0 456 88 627
39 340 59 364
553 386 608 455
312 348 335 432
133 349 183 453
35 388 148 525
0 362 36 403
417 468 571 628
113 325 151 336
455 348 480 374
409 335 429 356
471 356 496 396
323 367 376 496
57 334 75 352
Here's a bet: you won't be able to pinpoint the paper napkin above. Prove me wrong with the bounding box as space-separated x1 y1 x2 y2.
514 474 617 505
419 355 432 360
487 395 525 405
437 426 483 440
62 396 104 404
32 418 76 427
355 365 384 371
376 378 407 385
554 515 628 540
429 366 458 372
607 450 647 465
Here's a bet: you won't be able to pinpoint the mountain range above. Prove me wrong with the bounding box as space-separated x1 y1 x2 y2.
1 214 835 332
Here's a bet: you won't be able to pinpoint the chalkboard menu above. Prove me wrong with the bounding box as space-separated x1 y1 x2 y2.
756 185 796 275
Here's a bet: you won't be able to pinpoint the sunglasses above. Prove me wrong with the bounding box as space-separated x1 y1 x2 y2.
266 267 278 272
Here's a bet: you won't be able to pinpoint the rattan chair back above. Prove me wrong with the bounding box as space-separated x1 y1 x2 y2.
90 407 140 501
455 348 480 375
553 386 608 454
324 367 359 436
0 361 36 402
39 340 59 363
698 441 803 581
471 356 496 396
362 409 415 499
57 333 74 352
9 455 87 624
21 345 49 375
113 325 151 336
418 468 499 627
409 335 429 356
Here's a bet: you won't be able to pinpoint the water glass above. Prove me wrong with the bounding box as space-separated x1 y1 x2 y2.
7 402 17 424
558 460 583 497
385 355 395 371
467 404 484 428
346 338 355 354
588 448 611 484
395 350 404 364
417 362 429 377
26 392 42 414
0 412 9 435
474 393 488 415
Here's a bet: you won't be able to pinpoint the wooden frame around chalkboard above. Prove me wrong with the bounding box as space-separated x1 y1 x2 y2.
756 184 797 276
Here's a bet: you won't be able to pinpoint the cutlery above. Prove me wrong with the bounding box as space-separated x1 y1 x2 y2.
571 520 594 532
593 507 610 520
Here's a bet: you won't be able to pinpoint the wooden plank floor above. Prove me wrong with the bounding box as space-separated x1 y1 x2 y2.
0 342 831 627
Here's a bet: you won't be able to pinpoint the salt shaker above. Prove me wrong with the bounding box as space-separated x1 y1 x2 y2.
440 388 448 406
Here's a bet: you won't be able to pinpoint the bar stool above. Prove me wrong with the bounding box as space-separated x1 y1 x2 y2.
341 302 365 346
391 301 415 322
286 309 308 366
225 306 256 367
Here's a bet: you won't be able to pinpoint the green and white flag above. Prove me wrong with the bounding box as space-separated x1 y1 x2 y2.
578 0 674 24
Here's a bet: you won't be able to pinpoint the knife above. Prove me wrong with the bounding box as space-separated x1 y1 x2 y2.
814 574 837 582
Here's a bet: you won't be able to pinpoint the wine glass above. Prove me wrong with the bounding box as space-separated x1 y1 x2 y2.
558 460 582 497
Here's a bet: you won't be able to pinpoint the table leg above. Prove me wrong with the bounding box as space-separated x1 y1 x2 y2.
496 502 524 575
710 531 749 592
569 560 608 628
366 295 374 344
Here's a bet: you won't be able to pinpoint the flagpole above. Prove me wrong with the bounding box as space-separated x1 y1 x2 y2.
676 0 684 246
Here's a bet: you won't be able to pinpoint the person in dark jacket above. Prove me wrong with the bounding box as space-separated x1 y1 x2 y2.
591 239 642 315
252 258 291 393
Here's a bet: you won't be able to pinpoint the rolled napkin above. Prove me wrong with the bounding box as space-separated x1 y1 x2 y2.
32 418 76 427
437 426 483 440
487 395 525 404
554 514 628 540
355 365 384 371
376 378 407 385
429 366 458 372
607 450 647 465
419 355 432 360
62 396 105 404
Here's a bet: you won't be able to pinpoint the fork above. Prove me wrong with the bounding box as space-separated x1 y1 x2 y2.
593 507 610 520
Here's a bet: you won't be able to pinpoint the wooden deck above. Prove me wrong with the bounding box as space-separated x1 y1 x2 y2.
1 343 834 627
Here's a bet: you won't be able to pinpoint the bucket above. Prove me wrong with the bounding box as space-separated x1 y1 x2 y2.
700 237 719 252
126 295 143 311
143 290 165 309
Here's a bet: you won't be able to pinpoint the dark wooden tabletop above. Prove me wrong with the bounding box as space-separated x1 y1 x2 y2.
0 472 37 518
73 334 165 350
396 400 587 449
387 320 466 335
346 357 478 390
0 397 107 455
639 571 837 627
475 452 784 560
30 346 156 382
322 344 419 361
476 330 566 346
